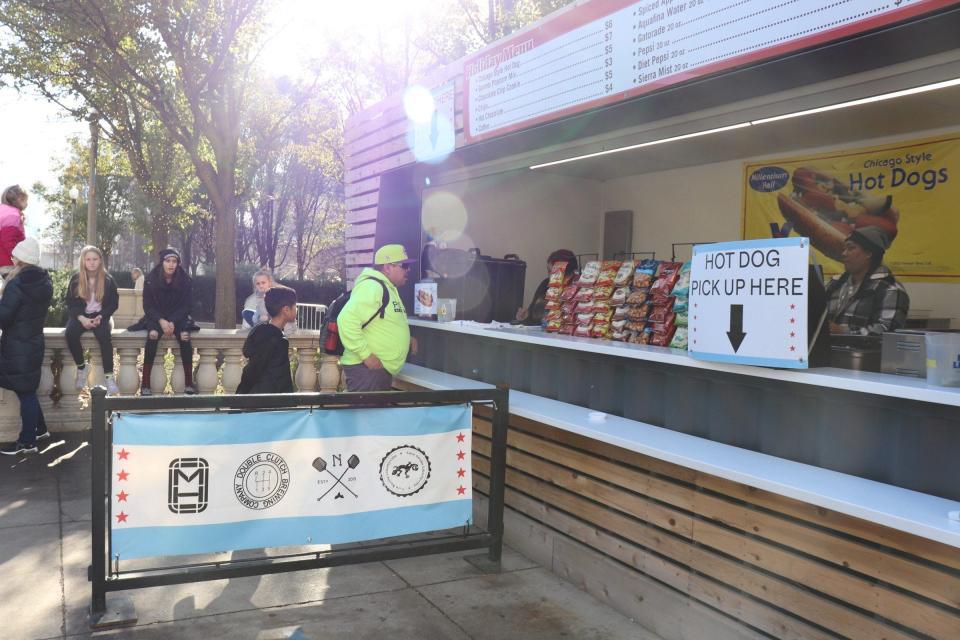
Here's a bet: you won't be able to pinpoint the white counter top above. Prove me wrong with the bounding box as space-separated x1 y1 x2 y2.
397 363 960 548
410 318 960 408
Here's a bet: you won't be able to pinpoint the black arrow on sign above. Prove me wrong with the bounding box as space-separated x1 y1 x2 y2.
727 304 747 353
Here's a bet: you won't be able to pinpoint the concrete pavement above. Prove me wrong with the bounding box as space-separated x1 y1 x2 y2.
1 431 662 640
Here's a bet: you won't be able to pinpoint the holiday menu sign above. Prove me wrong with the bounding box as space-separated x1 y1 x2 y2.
110 405 473 559
688 238 809 369
463 0 956 143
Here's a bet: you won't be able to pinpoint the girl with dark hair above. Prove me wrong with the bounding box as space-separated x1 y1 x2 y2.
140 248 196 395
0 238 53 455
65 246 120 394
514 249 579 326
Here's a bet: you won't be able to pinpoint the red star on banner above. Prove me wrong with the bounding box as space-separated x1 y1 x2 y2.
116 490 129 502
456 486 466 495
117 448 130 460
790 304 796 310
457 468 466 478
456 450 465 460
789 318 796 324
789 346 796 352
456 433 465 443
116 512 128 523
790 331 796 338
117 469 129 481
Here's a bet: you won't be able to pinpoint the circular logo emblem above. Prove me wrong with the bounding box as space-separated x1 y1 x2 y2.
234 452 290 510
380 445 431 497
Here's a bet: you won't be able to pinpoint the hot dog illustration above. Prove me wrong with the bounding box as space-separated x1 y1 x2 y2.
778 167 899 259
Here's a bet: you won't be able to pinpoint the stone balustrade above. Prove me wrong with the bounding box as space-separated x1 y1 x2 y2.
0 328 343 439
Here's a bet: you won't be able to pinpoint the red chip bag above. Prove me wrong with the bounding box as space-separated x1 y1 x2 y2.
591 301 612 314
650 275 678 298
576 261 601 286
595 261 621 287
574 324 593 337
611 286 630 306
561 301 577 316
574 287 594 302
656 261 683 278
560 285 579 301
548 261 568 287
649 306 673 324
576 312 594 325
651 325 677 347
559 324 576 335
575 300 594 314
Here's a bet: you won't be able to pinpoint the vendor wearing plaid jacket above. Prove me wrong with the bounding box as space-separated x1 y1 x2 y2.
826 226 909 336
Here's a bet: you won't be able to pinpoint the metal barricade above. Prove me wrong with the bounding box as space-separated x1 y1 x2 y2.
89 386 508 622
296 303 326 330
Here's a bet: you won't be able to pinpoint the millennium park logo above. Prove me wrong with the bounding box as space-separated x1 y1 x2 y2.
234 452 290 510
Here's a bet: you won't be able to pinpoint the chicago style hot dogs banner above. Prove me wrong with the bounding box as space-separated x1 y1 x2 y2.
742 134 960 280
110 406 473 559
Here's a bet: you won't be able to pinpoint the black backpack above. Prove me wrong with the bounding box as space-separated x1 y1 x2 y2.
321 277 390 356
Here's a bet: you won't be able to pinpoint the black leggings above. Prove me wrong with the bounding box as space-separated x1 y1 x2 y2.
143 330 193 369
65 316 114 374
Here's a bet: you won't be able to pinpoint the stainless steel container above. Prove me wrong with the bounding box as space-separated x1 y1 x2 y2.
881 331 927 378
830 335 882 372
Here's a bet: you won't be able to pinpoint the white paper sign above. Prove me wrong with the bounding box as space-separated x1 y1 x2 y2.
414 281 438 317
688 238 809 369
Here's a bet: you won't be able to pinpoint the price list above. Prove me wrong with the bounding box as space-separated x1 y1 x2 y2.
465 0 941 141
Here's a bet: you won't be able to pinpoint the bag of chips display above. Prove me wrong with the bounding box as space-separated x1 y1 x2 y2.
561 301 577 316
576 261 601 286
650 276 677 298
574 287 594 302
656 261 683 279
591 300 612 314
627 305 650 321
593 310 614 324
591 322 610 338
673 297 688 312
613 260 635 286
625 320 647 333
576 312 595 325
637 258 659 275
545 286 562 301
574 324 593 337
648 305 673 324
672 262 692 297
559 324 576 335
561 284 579 301
545 318 562 332
545 299 561 310
675 311 688 327
575 300 594 314
651 325 677 347
613 305 629 320
633 272 653 289
592 286 614 300
611 318 627 332
544 310 563 323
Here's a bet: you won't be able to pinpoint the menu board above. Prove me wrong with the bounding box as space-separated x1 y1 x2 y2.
464 0 955 143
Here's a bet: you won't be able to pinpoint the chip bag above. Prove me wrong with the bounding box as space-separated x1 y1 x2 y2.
576 261 601 286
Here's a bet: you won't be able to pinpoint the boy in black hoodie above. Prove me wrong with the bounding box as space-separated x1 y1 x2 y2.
236 286 297 394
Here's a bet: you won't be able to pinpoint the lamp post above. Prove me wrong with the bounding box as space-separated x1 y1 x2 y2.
68 186 80 267
87 110 99 245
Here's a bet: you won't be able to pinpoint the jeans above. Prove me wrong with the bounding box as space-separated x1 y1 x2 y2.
15 390 47 446
65 315 115 373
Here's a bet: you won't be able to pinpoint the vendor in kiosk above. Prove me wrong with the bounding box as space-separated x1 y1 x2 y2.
826 226 910 336
514 249 578 326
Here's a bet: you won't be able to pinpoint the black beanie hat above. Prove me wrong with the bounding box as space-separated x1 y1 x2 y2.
158 247 181 264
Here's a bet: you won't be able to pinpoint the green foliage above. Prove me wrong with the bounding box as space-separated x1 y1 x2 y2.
44 268 74 327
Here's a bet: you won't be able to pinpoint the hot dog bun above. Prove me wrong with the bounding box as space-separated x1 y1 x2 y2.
777 194 849 261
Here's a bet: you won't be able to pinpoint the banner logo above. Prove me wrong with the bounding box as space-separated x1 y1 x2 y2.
234 452 290 510
380 445 431 497
168 457 209 514
313 454 360 501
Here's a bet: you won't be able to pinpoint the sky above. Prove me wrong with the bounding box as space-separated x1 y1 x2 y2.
0 0 448 239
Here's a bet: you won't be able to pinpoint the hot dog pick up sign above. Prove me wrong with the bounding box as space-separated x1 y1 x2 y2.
688 238 809 369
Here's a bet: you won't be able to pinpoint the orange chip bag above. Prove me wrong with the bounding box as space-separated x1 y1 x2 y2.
548 261 568 287
595 261 621 287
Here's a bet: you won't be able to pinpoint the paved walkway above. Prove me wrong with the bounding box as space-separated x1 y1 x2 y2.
1 431 661 640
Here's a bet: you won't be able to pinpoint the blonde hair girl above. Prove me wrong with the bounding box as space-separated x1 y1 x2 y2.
65 246 120 394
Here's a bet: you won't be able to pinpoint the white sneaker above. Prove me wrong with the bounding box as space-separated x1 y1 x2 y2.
105 377 120 395
75 367 88 390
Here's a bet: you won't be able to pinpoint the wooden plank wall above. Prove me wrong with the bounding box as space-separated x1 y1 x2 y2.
469 406 960 640
343 63 465 282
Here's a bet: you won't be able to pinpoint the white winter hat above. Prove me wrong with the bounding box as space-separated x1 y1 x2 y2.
11 237 40 265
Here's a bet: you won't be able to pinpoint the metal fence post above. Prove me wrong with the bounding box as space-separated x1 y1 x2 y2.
486 385 509 563
90 386 108 615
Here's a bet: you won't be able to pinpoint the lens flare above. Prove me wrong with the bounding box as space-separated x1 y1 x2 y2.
403 85 435 124
422 190 468 245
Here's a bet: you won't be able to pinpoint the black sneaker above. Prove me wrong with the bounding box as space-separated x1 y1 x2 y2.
35 430 51 441
183 384 198 395
1 441 39 456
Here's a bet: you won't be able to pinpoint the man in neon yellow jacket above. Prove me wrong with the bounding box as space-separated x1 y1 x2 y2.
338 244 418 391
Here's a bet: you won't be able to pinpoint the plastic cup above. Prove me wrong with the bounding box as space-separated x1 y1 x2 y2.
924 332 960 387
